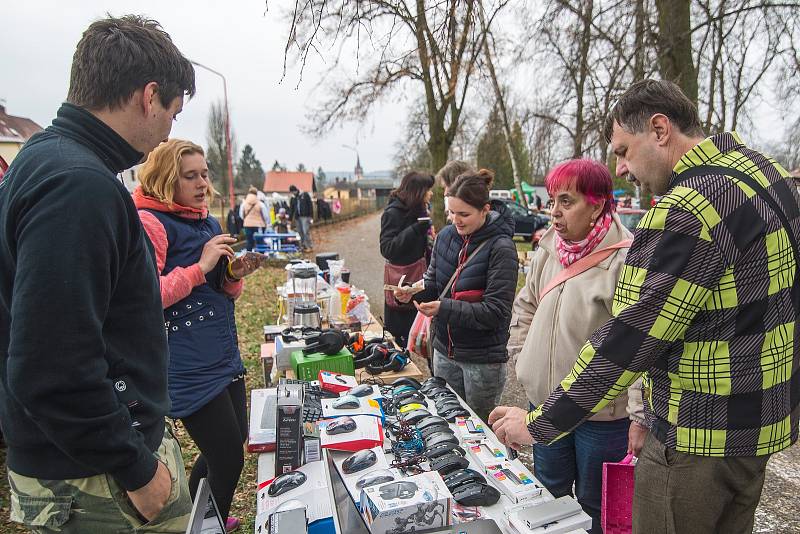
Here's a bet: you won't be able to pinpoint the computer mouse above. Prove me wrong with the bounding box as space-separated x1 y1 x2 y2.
427 388 455 399
332 395 361 409
425 442 465 460
440 406 470 423
356 469 396 490
325 416 357 435
394 389 425 403
425 431 459 448
435 399 463 411
403 408 431 424
272 499 306 513
399 402 426 413
267 470 307 497
420 376 446 390
415 415 448 431
348 384 375 398
420 423 453 440
451 482 502 506
392 377 422 390
378 480 419 500
443 469 486 492
342 448 378 474
430 452 470 475
392 385 418 397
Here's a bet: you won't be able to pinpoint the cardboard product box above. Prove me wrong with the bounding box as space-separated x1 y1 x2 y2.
291 347 354 381
321 396 383 419
506 496 592 534
454 416 487 441
256 460 334 534
275 336 307 371
465 439 507 468
275 383 304 476
249 388 278 453
485 461 543 503
318 370 357 394
330 447 394 505
319 415 384 452
360 471 452 534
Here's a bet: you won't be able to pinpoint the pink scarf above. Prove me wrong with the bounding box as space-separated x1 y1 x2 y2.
556 211 612 267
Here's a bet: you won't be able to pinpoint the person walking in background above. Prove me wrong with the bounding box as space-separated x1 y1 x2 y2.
239 185 270 251
490 79 800 534
0 15 195 532
436 160 473 222
380 172 436 347
289 184 314 251
508 159 646 533
135 139 261 532
396 169 518 421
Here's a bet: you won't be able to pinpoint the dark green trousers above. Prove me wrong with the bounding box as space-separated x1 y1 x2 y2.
633 432 769 534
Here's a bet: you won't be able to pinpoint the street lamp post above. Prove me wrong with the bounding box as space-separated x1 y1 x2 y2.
190 60 235 211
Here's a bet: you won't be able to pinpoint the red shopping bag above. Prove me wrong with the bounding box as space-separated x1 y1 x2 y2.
601 453 635 534
406 311 433 360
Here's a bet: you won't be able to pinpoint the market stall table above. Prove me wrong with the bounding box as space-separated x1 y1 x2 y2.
253 384 590 534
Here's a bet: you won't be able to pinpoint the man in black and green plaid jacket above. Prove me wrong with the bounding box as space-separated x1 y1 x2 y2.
490 80 800 533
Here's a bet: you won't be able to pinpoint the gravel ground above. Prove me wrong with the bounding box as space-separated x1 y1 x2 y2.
311 211 800 533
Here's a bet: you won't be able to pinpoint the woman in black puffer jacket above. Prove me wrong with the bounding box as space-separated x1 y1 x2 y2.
380 172 435 346
396 169 518 421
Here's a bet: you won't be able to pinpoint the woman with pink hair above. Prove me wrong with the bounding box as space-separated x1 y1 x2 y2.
497 159 646 534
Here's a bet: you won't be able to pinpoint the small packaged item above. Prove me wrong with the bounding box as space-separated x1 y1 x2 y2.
248 388 277 453
485 461 543 503
455 416 487 440
321 395 383 419
319 415 384 452
466 440 507 468
360 471 452 534
506 496 591 534
318 370 357 394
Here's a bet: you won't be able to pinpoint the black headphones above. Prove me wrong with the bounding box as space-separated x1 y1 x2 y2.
353 342 391 369
302 329 349 355
366 348 410 375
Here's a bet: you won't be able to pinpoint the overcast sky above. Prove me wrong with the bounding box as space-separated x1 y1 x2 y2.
2 0 406 173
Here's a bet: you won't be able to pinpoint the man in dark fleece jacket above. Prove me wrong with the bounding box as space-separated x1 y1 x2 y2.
0 16 196 532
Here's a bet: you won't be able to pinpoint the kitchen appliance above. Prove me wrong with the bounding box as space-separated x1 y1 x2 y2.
292 301 321 328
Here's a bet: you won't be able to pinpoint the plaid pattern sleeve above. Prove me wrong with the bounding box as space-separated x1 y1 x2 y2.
526 132 800 457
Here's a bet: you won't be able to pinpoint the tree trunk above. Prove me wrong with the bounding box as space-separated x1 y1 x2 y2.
655 0 698 104
477 5 527 208
633 0 646 81
428 134 451 229
572 0 593 158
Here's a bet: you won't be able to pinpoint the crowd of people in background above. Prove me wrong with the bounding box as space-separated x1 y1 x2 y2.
0 12 799 534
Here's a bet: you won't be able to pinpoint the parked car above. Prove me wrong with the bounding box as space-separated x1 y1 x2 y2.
617 207 646 231
489 189 513 200
499 199 550 245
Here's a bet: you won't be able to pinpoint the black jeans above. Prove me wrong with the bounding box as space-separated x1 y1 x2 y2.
181 378 248 521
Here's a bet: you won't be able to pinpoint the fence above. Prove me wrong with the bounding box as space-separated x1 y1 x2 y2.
314 196 387 227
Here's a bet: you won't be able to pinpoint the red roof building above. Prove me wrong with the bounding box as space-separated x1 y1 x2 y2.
0 104 43 164
262 170 315 193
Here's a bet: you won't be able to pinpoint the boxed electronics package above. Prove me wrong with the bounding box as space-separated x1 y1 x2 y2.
256 460 334 534
359 471 452 534
318 370 357 394
319 415 384 452
248 388 277 452
275 383 304 475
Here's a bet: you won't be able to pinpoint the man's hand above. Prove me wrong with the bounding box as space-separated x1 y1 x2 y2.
627 421 648 456
489 406 534 450
414 300 440 317
127 461 172 522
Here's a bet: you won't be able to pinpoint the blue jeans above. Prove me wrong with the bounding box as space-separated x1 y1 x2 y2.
244 227 258 251
531 406 630 534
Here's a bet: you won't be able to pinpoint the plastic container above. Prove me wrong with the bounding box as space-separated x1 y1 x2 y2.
601 453 635 534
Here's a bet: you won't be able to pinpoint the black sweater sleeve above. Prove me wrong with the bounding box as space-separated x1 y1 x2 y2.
379 208 427 263
7 170 157 490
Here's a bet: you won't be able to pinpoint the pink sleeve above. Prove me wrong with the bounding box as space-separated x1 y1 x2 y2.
138 211 207 309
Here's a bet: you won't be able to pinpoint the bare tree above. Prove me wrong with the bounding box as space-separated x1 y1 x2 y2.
280 0 511 225
206 100 237 198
